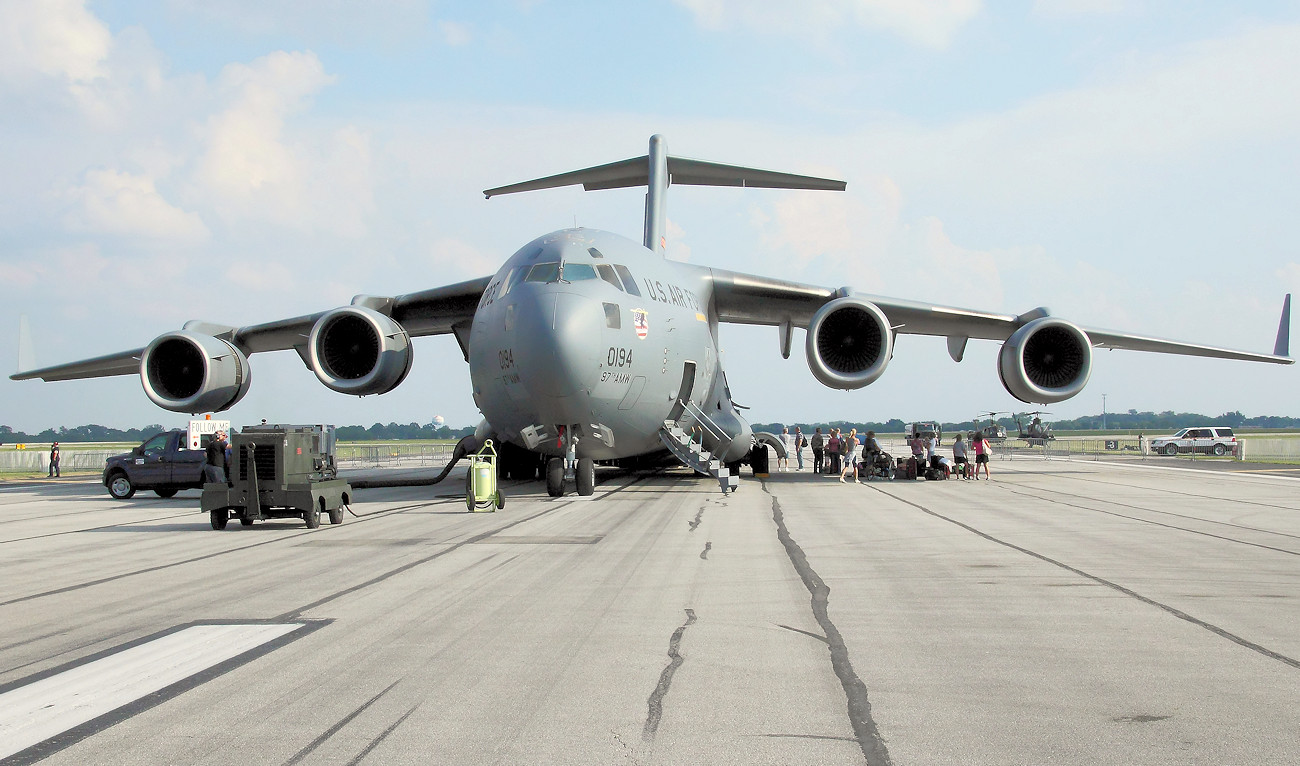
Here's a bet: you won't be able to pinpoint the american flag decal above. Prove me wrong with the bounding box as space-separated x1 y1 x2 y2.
632 309 648 339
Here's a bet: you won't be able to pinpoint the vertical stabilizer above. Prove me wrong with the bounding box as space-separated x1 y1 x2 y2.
17 314 34 373
1275 294 1291 357
644 135 669 255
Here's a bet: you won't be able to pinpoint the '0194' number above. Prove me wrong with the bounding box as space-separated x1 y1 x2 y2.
607 347 633 367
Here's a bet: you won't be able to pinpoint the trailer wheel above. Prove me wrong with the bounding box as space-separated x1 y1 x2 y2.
155 488 177 499
328 506 344 525
305 504 321 529
495 490 505 509
210 509 228 530
240 515 254 527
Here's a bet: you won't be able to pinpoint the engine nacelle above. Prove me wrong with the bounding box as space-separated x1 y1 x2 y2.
805 297 893 390
308 306 413 395
140 331 252 413
998 317 1092 404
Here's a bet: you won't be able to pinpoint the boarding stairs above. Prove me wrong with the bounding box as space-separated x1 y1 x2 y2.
659 404 739 495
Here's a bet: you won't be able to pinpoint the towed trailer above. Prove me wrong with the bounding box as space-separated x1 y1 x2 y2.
202 425 351 530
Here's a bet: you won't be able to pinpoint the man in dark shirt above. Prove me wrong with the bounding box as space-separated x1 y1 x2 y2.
204 431 229 484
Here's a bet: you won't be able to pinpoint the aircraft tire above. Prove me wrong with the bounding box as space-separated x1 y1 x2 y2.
210 509 228 530
546 458 565 497
576 458 595 496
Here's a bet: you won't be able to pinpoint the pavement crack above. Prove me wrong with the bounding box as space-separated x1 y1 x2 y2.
764 481 892 766
643 608 697 741
700 541 711 559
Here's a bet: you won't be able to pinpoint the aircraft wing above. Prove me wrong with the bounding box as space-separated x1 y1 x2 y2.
708 268 1293 365
10 277 492 382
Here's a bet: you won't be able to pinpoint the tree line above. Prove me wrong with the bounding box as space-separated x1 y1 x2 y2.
756 410 1300 436
4 409 1297 445
0 422 476 444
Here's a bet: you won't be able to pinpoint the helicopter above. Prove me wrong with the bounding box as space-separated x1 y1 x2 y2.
1015 411 1056 447
973 411 1009 443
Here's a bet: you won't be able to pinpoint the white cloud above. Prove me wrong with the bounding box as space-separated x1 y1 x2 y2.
65 168 209 243
674 0 983 49
438 21 473 47
225 259 297 292
191 50 374 237
0 0 110 87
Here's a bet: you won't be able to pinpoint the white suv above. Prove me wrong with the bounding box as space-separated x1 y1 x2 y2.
1150 427 1237 456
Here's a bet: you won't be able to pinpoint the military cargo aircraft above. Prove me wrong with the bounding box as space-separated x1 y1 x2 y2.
11 136 1294 498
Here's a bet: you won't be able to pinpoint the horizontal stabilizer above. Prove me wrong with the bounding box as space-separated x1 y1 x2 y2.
484 155 845 198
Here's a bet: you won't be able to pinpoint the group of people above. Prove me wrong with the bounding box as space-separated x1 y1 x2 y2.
779 426 888 483
910 431 992 480
776 426 993 481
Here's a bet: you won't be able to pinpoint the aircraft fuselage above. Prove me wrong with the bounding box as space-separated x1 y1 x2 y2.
468 228 745 462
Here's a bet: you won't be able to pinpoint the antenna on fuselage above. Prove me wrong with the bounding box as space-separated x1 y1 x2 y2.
482 135 846 257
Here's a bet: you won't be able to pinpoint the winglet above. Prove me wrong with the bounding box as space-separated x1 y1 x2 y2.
17 314 34 374
1275 294 1291 357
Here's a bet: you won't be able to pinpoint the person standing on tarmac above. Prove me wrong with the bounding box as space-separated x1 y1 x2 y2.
839 428 860 483
811 428 825 475
973 432 992 480
204 431 229 484
793 426 806 471
48 442 60 478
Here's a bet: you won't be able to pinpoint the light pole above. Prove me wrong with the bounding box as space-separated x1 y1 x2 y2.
1102 393 1107 431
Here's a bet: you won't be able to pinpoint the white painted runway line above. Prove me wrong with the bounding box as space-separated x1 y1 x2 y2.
0 623 302 759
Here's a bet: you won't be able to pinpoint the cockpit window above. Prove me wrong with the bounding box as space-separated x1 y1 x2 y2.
501 266 525 297
595 264 623 291
525 262 560 282
561 263 597 281
588 247 605 259
613 264 641 296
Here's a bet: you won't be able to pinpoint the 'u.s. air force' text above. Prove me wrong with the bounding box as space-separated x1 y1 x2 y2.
643 280 701 312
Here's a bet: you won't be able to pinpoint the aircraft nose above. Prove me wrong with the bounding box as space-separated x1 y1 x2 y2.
515 290 602 397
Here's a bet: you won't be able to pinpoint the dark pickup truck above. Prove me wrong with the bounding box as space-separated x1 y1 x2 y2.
103 430 207 499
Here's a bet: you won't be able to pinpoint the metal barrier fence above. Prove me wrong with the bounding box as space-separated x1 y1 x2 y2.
334 443 458 469
0 450 118 472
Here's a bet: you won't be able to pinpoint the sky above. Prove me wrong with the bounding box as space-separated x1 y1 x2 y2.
1 0 1297 434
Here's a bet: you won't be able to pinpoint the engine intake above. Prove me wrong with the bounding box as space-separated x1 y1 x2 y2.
805 297 893 389
140 331 252 413
309 306 413 395
998 317 1092 404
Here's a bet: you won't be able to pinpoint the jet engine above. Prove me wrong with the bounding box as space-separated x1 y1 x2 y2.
140 331 252 413
308 306 413 395
805 297 893 390
998 317 1092 404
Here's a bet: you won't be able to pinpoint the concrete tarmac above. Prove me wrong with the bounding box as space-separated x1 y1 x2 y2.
0 459 1297 765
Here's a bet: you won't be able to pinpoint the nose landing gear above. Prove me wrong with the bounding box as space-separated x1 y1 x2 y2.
545 425 598 497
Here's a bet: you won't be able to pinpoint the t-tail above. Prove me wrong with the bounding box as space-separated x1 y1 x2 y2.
483 134 845 256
